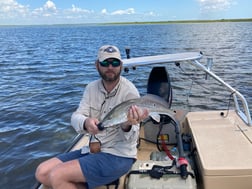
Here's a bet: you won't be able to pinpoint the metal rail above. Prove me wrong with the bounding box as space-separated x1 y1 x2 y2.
192 59 252 126
122 51 251 126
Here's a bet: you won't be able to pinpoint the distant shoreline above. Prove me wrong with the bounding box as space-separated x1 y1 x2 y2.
1 18 252 27
105 18 252 25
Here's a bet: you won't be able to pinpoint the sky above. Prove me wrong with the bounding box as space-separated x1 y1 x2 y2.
0 0 251 25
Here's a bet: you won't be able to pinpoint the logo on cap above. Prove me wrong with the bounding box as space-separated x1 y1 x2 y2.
104 46 117 53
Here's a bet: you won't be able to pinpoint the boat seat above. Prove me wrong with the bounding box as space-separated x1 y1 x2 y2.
147 66 172 108
142 66 176 145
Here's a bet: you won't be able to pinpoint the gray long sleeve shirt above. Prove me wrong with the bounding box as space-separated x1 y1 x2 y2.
71 76 140 158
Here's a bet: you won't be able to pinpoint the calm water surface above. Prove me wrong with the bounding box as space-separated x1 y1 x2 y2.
0 22 252 188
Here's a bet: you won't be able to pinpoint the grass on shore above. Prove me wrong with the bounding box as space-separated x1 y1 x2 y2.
105 18 252 25
1 18 251 27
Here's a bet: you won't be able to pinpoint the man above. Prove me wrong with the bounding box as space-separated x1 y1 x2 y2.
35 45 148 189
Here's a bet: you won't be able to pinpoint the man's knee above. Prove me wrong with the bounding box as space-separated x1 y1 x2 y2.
35 158 62 183
48 167 62 187
35 163 46 182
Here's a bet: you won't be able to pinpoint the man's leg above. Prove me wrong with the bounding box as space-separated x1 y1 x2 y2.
35 157 63 187
36 150 85 187
49 159 86 189
35 158 62 187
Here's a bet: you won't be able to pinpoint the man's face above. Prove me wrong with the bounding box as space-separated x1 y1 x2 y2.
97 58 122 82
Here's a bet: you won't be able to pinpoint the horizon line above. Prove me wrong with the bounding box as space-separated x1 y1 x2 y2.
1 18 252 27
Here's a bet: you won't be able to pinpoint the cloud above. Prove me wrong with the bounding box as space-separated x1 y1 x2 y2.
111 8 135 15
100 8 135 16
43 0 56 11
0 0 57 19
197 0 235 12
61 5 94 20
101 9 108 15
32 0 57 17
0 0 150 25
0 0 29 18
70 4 92 13
148 11 155 16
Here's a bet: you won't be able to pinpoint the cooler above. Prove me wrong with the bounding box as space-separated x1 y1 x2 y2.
187 111 252 189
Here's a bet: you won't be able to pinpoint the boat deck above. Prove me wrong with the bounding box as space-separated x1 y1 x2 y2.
38 109 252 189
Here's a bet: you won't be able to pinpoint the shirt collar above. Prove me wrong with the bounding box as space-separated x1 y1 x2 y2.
99 76 121 98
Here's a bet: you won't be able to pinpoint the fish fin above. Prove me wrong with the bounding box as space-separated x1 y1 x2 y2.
149 112 161 123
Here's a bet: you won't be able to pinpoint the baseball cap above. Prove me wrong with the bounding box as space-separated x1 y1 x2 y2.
97 45 122 62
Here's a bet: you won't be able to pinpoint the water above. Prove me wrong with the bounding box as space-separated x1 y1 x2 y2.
0 22 252 189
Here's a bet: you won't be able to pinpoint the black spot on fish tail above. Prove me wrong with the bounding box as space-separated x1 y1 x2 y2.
97 123 104 131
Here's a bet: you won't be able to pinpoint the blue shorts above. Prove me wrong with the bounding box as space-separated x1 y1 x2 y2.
57 150 134 189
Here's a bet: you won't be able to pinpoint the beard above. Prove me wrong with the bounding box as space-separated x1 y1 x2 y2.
98 68 121 82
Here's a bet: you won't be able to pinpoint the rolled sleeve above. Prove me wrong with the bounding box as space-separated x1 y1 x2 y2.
71 85 91 134
71 112 87 134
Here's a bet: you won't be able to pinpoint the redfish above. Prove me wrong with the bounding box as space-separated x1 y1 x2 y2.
97 94 175 130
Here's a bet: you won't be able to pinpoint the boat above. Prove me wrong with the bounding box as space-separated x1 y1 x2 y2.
34 51 252 189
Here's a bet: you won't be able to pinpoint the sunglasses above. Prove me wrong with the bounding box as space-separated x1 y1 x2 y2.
99 59 121 67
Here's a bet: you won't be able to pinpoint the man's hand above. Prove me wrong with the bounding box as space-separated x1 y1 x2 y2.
84 118 99 134
124 105 149 128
